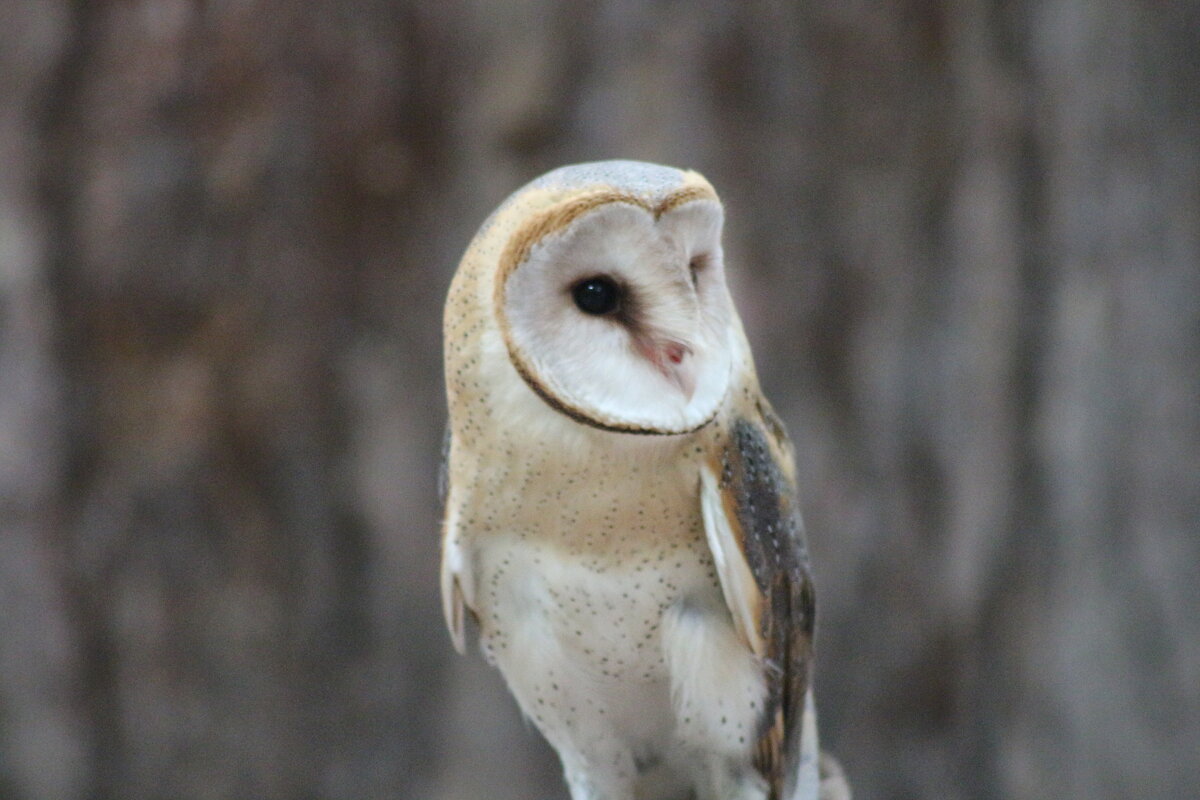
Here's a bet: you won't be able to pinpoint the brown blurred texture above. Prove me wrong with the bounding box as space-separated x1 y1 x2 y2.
1 2 1197 799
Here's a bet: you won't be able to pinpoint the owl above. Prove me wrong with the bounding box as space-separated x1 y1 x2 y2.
441 161 848 800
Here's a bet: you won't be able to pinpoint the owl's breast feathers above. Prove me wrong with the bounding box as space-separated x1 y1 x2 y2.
700 399 816 799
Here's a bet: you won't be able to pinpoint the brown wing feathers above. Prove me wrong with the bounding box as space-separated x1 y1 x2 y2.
718 415 816 798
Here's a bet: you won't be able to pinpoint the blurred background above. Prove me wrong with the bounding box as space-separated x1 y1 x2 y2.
0 1 1196 799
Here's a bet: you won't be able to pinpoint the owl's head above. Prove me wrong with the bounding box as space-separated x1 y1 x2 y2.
448 161 742 437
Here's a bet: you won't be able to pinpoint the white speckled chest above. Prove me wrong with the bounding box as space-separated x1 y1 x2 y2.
454 429 725 743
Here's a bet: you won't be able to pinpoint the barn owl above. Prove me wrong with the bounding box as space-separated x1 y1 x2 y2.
441 161 848 800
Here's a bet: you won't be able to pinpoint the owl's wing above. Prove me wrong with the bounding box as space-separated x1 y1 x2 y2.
441 527 472 654
700 402 818 798
440 426 475 654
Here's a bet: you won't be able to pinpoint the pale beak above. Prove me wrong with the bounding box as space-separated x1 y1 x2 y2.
638 339 696 401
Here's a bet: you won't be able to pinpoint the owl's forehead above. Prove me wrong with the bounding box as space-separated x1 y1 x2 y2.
496 182 715 276
530 160 696 198
513 161 719 221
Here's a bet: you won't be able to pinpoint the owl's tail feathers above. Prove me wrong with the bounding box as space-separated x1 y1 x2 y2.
818 752 851 800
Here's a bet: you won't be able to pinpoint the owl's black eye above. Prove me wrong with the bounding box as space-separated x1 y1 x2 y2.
571 276 621 315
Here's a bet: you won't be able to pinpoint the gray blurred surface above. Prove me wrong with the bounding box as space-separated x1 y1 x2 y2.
0 2 1196 799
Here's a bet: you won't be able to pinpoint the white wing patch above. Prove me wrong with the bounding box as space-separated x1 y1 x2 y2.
794 688 822 800
440 503 474 654
699 464 765 657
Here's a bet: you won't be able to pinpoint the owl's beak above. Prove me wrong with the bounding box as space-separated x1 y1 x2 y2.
640 339 697 401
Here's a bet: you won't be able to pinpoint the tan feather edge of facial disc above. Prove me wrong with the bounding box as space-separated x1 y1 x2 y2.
494 182 722 436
